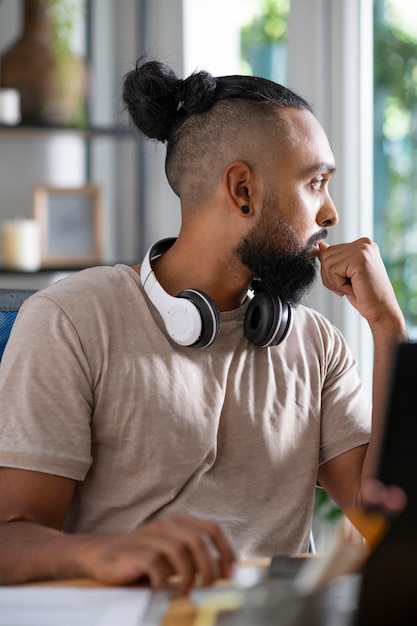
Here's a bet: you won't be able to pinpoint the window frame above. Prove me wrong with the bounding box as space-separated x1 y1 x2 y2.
289 0 374 393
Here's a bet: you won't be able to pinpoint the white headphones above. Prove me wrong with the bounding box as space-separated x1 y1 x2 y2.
140 238 293 349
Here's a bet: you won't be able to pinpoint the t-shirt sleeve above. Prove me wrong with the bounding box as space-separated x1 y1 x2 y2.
0 293 93 480
319 322 372 465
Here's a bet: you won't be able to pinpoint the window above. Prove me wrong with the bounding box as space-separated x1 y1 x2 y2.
240 0 289 83
183 0 289 80
374 0 417 338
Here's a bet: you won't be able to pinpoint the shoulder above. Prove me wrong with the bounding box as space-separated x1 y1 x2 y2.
288 304 355 369
291 304 344 341
15 265 146 341
25 264 142 315
37 263 139 298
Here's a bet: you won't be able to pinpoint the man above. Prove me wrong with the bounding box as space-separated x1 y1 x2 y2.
0 61 407 592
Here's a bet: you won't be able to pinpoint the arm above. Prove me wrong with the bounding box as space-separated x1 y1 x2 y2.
0 468 235 593
317 238 408 512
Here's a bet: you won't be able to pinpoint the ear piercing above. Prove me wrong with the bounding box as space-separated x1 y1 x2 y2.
241 205 250 215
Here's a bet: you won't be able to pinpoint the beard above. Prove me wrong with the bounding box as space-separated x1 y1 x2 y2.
234 207 328 306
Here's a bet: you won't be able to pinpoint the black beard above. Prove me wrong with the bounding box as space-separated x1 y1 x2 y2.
235 222 327 306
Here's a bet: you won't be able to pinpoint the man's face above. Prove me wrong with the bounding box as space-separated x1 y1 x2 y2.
234 108 337 305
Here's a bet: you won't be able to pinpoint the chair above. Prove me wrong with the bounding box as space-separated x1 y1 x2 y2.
0 289 36 361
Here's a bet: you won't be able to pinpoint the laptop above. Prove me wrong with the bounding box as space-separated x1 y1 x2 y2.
357 341 417 625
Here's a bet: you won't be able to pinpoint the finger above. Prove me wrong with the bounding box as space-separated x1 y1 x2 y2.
144 517 235 590
318 243 361 296
317 241 329 259
165 523 222 588
361 479 407 515
139 533 197 593
141 551 176 589
381 485 407 514
174 517 236 579
145 521 222 591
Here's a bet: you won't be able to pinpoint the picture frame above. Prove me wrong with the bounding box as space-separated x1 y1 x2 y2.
32 185 103 268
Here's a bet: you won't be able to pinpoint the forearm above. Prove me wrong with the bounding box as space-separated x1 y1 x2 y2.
318 238 409 511
0 521 91 585
361 312 408 488
0 516 235 591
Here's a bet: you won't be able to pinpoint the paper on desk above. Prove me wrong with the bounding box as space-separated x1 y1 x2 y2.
0 586 158 626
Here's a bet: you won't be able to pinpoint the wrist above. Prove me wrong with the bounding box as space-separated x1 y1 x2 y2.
369 311 408 345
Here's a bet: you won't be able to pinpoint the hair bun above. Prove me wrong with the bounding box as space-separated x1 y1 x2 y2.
122 60 182 141
123 61 219 142
177 71 217 116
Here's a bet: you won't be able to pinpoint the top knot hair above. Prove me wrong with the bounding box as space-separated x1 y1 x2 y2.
122 59 312 143
122 60 219 142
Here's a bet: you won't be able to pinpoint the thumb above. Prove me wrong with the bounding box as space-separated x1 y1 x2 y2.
317 241 329 262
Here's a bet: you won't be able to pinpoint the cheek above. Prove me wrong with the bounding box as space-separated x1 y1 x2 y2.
289 187 318 225
278 194 310 232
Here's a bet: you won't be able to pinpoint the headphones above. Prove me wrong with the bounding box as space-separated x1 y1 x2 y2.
140 238 293 349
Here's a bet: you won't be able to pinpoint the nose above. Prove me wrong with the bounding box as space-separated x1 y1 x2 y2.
317 195 338 228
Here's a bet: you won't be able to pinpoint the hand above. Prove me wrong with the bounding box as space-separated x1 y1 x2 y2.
348 479 407 549
318 238 404 328
77 516 235 594
361 478 407 517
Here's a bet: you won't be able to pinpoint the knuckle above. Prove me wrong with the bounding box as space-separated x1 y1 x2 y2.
145 551 165 569
188 532 207 553
170 540 191 561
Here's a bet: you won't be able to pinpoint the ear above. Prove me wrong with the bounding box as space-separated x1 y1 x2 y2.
223 161 257 217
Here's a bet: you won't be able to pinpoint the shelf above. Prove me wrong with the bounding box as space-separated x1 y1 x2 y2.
0 266 86 274
0 261 135 274
0 123 137 139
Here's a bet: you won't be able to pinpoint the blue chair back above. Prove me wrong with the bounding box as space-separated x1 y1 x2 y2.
0 289 36 360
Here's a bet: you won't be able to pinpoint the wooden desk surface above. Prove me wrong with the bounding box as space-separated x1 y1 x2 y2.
162 596 197 626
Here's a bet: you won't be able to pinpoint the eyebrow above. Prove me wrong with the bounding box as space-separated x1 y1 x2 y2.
307 162 337 175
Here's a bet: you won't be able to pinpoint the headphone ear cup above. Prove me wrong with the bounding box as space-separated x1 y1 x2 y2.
244 292 292 347
177 289 221 348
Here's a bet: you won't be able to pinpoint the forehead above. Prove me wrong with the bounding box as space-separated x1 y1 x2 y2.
275 107 336 174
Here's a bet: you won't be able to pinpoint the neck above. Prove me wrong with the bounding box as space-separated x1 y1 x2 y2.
141 237 253 312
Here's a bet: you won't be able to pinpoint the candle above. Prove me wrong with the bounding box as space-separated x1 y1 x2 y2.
2 219 41 271
0 89 21 126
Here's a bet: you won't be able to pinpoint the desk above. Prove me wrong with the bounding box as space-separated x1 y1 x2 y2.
161 559 272 625
8 559 359 626
162 571 361 626
162 596 197 626
19 561 269 626
37 581 202 626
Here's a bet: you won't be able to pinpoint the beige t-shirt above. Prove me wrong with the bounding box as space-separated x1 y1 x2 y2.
0 265 371 557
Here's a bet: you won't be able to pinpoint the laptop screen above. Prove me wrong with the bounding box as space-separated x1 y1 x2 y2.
357 341 417 625
375 341 417 507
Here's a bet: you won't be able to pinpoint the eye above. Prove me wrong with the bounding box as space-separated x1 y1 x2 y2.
311 176 326 191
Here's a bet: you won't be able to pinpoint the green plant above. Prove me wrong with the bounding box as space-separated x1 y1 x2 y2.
314 487 343 524
41 0 87 127
44 0 85 63
241 0 289 46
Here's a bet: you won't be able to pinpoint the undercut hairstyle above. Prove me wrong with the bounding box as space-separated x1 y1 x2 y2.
122 60 313 205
